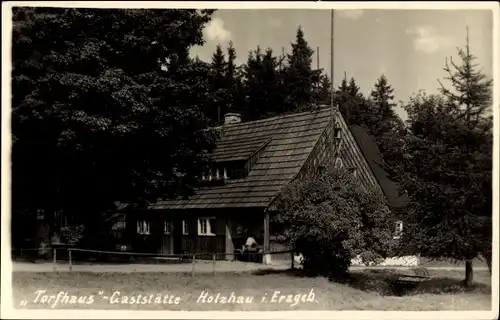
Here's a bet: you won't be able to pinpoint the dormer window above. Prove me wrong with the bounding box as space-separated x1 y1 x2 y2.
201 166 229 184
228 168 243 179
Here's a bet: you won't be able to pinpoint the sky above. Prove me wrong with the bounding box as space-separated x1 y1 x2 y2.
191 9 494 120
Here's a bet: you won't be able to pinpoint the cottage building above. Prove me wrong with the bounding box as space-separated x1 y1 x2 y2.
118 106 408 264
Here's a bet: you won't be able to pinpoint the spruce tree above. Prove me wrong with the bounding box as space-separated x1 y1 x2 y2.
334 76 369 127
438 28 493 126
225 41 244 115
335 75 351 120
285 26 319 112
260 48 284 117
209 44 227 125
369 74 400 137
317 73 332 105
240 45 294 120
396 37 492 286
370 75 396 117
241 47 265 120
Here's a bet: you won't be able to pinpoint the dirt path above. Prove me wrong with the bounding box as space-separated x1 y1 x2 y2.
10 260 488 273
11 260 290 273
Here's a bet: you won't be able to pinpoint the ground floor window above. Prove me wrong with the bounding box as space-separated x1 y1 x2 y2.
164 220 172 235
236 225 244 235
182 220 190 235
137 219 151 235
198 217 216 236
111 215 127 239
394 220 403 239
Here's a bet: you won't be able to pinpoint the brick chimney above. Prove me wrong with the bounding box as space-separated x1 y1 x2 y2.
224 113 241 125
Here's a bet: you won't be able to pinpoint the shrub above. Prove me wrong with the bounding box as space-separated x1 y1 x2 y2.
274 165 396 278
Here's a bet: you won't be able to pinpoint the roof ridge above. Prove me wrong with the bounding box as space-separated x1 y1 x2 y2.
222 106 331 128
153 106 333 210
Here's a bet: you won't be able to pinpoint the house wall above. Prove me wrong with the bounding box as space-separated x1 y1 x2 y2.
294 120 334 181
125 208 266 261
269 112 404 265
295 112 382 194
334 113 382 193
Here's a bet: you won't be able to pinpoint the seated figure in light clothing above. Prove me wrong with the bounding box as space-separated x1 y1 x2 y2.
243 232 262 253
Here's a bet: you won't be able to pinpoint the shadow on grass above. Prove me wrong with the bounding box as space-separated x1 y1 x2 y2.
252 268 316 278
252 267 491 296
343 269 491 296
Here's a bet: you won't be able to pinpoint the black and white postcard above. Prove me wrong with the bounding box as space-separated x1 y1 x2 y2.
1 1 498 319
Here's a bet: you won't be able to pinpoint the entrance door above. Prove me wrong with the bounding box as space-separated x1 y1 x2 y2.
161 234 173 254
173 220 183 254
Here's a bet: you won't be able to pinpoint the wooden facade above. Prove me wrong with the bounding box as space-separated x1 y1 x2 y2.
121 106 407 263
121 208 268 261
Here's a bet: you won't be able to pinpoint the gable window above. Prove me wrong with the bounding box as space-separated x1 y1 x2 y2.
198 217 216 236
164 220 172 235
335 157 343 169
334 128 341 139
137 220 150 235
394 221 403 240
182 220 190 235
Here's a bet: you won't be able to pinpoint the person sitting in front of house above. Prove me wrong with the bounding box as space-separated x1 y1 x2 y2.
243 233 263 262
245 234 258 251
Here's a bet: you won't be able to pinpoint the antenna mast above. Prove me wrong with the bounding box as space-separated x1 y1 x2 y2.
330 9 336 155
317 46 320 70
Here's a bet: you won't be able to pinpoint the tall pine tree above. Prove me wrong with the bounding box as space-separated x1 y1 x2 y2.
438 28 493 126
240 46 289 120
241 47 265 120
367 74 406 193
285 27 320 112
225 41 245 116
208 44 228 125
317 73 332 105
369 74 401 137
396 37 492 286
334 75 370 127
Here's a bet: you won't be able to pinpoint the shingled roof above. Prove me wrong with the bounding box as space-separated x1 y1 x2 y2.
149 107 332 210
349 125 409 209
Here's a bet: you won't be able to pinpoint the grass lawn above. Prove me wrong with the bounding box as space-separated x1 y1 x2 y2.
419 257 489 268
11 268 491 311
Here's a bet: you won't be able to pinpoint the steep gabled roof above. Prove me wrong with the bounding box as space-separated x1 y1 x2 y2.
150 107 332 210
349 125 409 209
